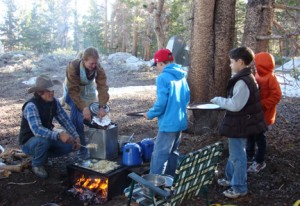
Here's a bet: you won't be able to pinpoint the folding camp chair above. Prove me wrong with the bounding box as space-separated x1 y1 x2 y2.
124 141 224 206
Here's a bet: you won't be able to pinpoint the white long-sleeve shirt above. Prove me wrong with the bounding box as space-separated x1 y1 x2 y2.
211 80 250 112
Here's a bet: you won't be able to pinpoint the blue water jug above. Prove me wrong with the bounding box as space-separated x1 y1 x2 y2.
122 143 142 166
139 138 154 162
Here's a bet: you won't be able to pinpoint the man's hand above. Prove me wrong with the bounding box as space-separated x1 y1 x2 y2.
143 112 148 119
83 107 92 121
97 107 107 118
59 132 73 144
72 137 81 150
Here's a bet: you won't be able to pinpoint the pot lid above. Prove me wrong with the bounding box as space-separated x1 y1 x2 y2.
89 102 110 115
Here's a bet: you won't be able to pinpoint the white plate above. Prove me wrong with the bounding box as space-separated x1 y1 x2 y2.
187 103 220 110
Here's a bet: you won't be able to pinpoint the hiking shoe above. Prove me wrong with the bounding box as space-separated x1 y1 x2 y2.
247 161 266 173
223 188 247 198
217 178 231 187
32 166 48 179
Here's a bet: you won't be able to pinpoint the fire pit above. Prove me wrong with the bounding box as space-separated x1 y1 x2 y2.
67 161 129 204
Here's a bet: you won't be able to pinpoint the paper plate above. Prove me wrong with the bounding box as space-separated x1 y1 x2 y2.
187 103 220 110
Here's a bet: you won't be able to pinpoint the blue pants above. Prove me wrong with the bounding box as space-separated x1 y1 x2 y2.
150 131 181 176
22 136 73 167
226 138 247 193
65 94 88 156
246 132 266 164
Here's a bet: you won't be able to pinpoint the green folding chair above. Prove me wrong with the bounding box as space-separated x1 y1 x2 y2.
124 141 224 206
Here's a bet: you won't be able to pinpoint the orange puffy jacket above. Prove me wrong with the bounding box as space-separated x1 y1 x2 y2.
255 52 282 125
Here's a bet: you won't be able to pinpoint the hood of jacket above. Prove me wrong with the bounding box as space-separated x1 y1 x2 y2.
162 63 187 80
255 52 275 77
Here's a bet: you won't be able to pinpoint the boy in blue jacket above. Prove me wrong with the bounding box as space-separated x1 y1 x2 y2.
144 48 190 176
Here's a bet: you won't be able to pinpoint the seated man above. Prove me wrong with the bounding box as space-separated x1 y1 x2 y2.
19 75 80 179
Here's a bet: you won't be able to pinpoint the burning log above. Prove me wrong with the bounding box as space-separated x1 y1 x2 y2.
67 163 129 204
68 174 109 204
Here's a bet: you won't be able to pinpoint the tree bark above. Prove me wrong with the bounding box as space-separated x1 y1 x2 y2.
188 0 236 135
132 8 139 57
143 17 152 61
154 0 167 49
109 9 116 53
73 0 80 52
242 0 275 52
132 27 138 56
104 0 108 54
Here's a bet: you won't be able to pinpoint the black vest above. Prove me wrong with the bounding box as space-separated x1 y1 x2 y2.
19 97 57 145
220 68 268 137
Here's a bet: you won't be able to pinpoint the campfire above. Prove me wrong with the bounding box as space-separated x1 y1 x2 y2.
68 174 109 204
67 163 130 204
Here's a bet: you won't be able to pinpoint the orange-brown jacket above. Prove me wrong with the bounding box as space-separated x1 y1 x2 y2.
255 52 282 125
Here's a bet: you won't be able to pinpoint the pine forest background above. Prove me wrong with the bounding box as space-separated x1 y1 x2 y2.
0 0 299 63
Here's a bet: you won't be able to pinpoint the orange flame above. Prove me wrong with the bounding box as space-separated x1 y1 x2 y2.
75 174 108 197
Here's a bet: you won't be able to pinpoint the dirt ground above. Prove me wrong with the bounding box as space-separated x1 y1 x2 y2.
0 53 299 206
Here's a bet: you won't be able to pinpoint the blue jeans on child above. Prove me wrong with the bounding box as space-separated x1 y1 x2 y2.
246 132 266 164
226 138 247 193
21 136 73 167
150 131 181 176
66 94 88 158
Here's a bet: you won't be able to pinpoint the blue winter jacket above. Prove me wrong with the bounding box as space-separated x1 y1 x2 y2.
147 63 190 132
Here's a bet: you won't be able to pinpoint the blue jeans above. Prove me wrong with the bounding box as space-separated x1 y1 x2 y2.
226 138 247 193
21 136 73 167
66 94 88 156
150 131 181 176
246 132 266 164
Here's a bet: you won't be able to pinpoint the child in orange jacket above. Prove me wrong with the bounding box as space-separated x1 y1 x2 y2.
247 52 282 173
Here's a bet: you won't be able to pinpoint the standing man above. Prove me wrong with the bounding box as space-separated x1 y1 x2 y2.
144 48 190 176
19 75 80 179
65 47 110 159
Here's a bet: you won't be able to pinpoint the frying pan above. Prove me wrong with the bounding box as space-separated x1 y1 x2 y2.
126 111 147 117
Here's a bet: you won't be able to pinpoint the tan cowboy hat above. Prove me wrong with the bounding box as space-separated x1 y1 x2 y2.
28 75 62 93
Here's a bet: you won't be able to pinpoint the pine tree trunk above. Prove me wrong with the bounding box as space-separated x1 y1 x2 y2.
110 10 116 53
73 0 80 52
104 0 108 54
143 17 152 60
132 26 138 56
154 0 166 49
242 0 275 52
188 0 236 135
132 8 139 57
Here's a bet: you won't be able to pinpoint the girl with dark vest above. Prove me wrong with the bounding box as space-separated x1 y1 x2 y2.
65 47 109 159
211 46 267 198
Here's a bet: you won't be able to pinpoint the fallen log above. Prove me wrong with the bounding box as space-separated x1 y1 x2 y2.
0 164 23 173
0 148 28 163
0 161 30 173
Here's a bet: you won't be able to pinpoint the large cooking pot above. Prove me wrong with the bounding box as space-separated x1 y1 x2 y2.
139 138 154 162
122 143 142 166
141 174 165 196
